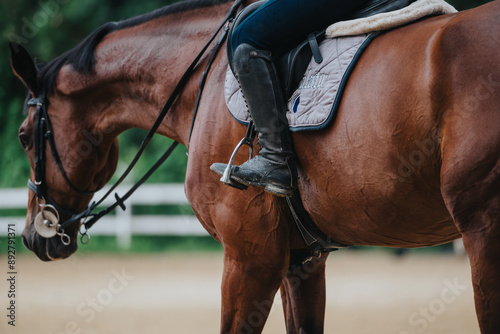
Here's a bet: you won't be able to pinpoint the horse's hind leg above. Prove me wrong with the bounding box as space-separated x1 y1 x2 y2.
441 111 500 332
439 83 500 333
442 176 500 333
436 15 500 331
280 250 328 334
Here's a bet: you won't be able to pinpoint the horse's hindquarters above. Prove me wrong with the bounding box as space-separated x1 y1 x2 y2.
436 3 500 332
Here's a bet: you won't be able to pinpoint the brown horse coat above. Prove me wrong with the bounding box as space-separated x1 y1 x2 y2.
11 0 500 332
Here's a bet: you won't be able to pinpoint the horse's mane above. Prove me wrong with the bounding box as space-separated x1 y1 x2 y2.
40 0 233 93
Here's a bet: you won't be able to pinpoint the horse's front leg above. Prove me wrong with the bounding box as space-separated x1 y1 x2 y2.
221 249 288 334
280 250 328 334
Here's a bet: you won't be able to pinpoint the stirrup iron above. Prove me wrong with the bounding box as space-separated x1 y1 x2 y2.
219 122 256 189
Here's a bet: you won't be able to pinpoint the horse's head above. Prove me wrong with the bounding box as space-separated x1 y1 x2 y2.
10 43 119 261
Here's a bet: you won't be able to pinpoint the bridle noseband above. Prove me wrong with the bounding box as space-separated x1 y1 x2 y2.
25 0 244 247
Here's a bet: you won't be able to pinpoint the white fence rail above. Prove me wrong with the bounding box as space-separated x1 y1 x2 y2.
0 184 466 254
0 184 208 248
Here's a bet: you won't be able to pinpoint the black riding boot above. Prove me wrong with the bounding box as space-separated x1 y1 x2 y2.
212 44 296 197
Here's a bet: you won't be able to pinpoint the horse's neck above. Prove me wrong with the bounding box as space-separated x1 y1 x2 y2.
80 4 230 145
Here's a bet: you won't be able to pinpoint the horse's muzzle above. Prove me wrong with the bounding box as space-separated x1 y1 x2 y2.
22 223 78 261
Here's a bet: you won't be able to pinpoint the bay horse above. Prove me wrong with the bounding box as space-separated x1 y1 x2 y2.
10 0 500 332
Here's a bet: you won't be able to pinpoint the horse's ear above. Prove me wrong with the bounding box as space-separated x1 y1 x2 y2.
9 42 40 95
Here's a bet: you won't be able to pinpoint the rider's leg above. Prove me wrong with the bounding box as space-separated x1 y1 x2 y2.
229 43 296 197
231 0 370 56
214 0 370 197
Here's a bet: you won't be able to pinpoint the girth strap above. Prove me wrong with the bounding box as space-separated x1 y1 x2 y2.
286 191 348 253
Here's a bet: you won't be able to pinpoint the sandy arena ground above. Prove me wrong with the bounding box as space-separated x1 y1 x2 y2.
1 250 480 334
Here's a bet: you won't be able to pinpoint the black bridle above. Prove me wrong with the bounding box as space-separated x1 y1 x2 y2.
27 0 244 246
27 94 99 245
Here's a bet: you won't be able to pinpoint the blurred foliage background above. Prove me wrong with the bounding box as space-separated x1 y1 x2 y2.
0 0 494 188
1 0 185 188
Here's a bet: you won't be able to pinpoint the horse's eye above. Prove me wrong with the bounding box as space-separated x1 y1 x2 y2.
18 133 32 150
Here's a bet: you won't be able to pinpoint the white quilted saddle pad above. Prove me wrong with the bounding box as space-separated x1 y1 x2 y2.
224 34 374 131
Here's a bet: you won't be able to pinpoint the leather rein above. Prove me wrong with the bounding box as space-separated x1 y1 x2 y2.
28 0 244 246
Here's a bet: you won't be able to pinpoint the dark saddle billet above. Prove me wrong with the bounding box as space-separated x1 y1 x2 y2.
228 0 411 99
